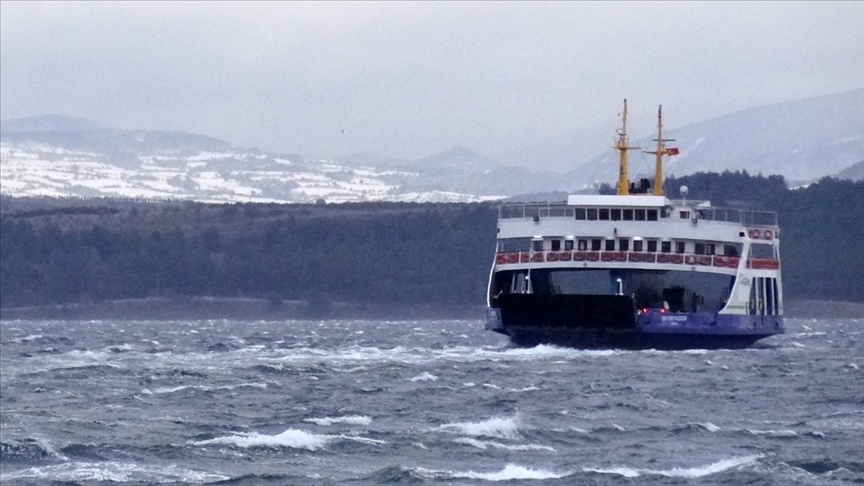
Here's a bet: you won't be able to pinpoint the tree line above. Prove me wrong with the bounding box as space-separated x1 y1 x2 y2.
1 172 862 313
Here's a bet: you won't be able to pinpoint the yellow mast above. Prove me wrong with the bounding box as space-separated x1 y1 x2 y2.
614 99 638 195
644 105 676 196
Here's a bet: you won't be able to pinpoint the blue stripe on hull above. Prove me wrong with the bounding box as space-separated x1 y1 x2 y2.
487 308 783 350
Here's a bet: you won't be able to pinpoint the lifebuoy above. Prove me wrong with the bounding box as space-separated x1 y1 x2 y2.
763 229 773 240
748 228 760 239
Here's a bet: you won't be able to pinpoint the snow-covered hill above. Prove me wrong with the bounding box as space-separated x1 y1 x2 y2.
2 90 862 203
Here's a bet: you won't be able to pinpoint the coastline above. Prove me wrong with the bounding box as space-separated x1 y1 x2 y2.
1 297 859 322
0 297 487 321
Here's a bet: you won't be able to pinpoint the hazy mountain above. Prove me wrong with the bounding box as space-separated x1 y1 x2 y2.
2 89 862 203
0 114 107 134
0 115 231 156
565 89 864 187
836 160 864 182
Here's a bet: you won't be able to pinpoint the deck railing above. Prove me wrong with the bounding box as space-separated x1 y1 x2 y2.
494 250 780 270
498 203 778 227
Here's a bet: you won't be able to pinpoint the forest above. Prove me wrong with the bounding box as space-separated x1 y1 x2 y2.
1 171 862 317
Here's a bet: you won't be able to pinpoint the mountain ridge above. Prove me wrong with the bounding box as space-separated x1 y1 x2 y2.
2 89 862 202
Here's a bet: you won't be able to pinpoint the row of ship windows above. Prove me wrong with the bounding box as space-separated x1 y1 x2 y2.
574 208 676 221
538 239 736 256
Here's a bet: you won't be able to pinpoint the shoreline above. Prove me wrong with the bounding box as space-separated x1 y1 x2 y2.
1 297 861 321
0 297 487 321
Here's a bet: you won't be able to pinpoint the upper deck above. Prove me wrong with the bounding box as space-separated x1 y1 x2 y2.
497 196 778 242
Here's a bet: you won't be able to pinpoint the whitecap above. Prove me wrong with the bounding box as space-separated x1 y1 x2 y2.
585 454 761 479
304 415 372 426
0 461 229 483
193 428 330 450
699 422 721 432
410 372 437 382
153 386 190 394
439 416 520 439
452 464 569 481
454 437 555 452
747 429 798 437
507 385 538 392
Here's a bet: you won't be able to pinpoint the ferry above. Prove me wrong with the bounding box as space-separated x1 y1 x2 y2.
485 101 783 349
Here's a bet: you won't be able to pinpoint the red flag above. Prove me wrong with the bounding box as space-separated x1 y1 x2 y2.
666 147 680 155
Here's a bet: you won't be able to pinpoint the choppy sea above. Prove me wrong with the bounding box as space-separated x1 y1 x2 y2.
1 318 862 485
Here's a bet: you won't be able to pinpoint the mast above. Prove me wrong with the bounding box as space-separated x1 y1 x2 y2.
614 99 638 195
644 105 677 196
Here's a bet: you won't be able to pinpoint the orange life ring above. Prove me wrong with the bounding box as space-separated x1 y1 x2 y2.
748 228 760 239
763 229 773 240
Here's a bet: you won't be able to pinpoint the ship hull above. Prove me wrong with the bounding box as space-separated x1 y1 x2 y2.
487 294 783 350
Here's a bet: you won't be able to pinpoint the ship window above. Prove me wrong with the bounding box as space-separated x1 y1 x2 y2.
706 243 716 255
635 209 646 221
647 209 658 221
551 240 561 251
676 242 686 254
695 243 706 255
647 240 657 252
578 239 587 250
623 209 634 220
532 239 543 251
661 241 671 253
574 208 586 220
680 211 690 219
611 209 621 220
591 239 602 251
619 239 629 251
633 240 643 252
605 239 615 251
723 244 740 257
565 240 574 250
599 208 610 220
587 208 598 220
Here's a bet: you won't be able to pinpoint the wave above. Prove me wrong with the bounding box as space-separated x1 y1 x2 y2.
746 428 799 437
193 429 330 450
151 382 268 395
192 428 384 450
303 415 372 426
454 437 555 452
415 464 571 481
585 454 761 479
0 438 66 463
0 461 229 483
439 415 520 439
409 371 437 382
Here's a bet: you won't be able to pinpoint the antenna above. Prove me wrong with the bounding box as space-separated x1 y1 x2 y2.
643 105 677 196
614 99 639 195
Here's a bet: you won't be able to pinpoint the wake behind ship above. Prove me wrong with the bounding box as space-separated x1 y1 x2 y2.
485 101 784 350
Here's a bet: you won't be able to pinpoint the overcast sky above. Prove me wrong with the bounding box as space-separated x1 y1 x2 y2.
1 2 862 161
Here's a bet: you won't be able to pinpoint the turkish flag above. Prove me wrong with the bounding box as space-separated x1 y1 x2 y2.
666 147 680 155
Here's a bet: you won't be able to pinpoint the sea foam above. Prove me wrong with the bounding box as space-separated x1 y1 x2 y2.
440 416 520 439
585 454 761 479
451 464 569 481
193 429 330 450
303 415 372 426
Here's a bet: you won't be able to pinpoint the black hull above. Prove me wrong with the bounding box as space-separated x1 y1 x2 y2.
490 293 782 350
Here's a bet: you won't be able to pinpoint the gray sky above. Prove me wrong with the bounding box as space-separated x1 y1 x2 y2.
2 1 862 161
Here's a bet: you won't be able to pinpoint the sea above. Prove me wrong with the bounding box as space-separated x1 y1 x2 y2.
1 318 862 485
